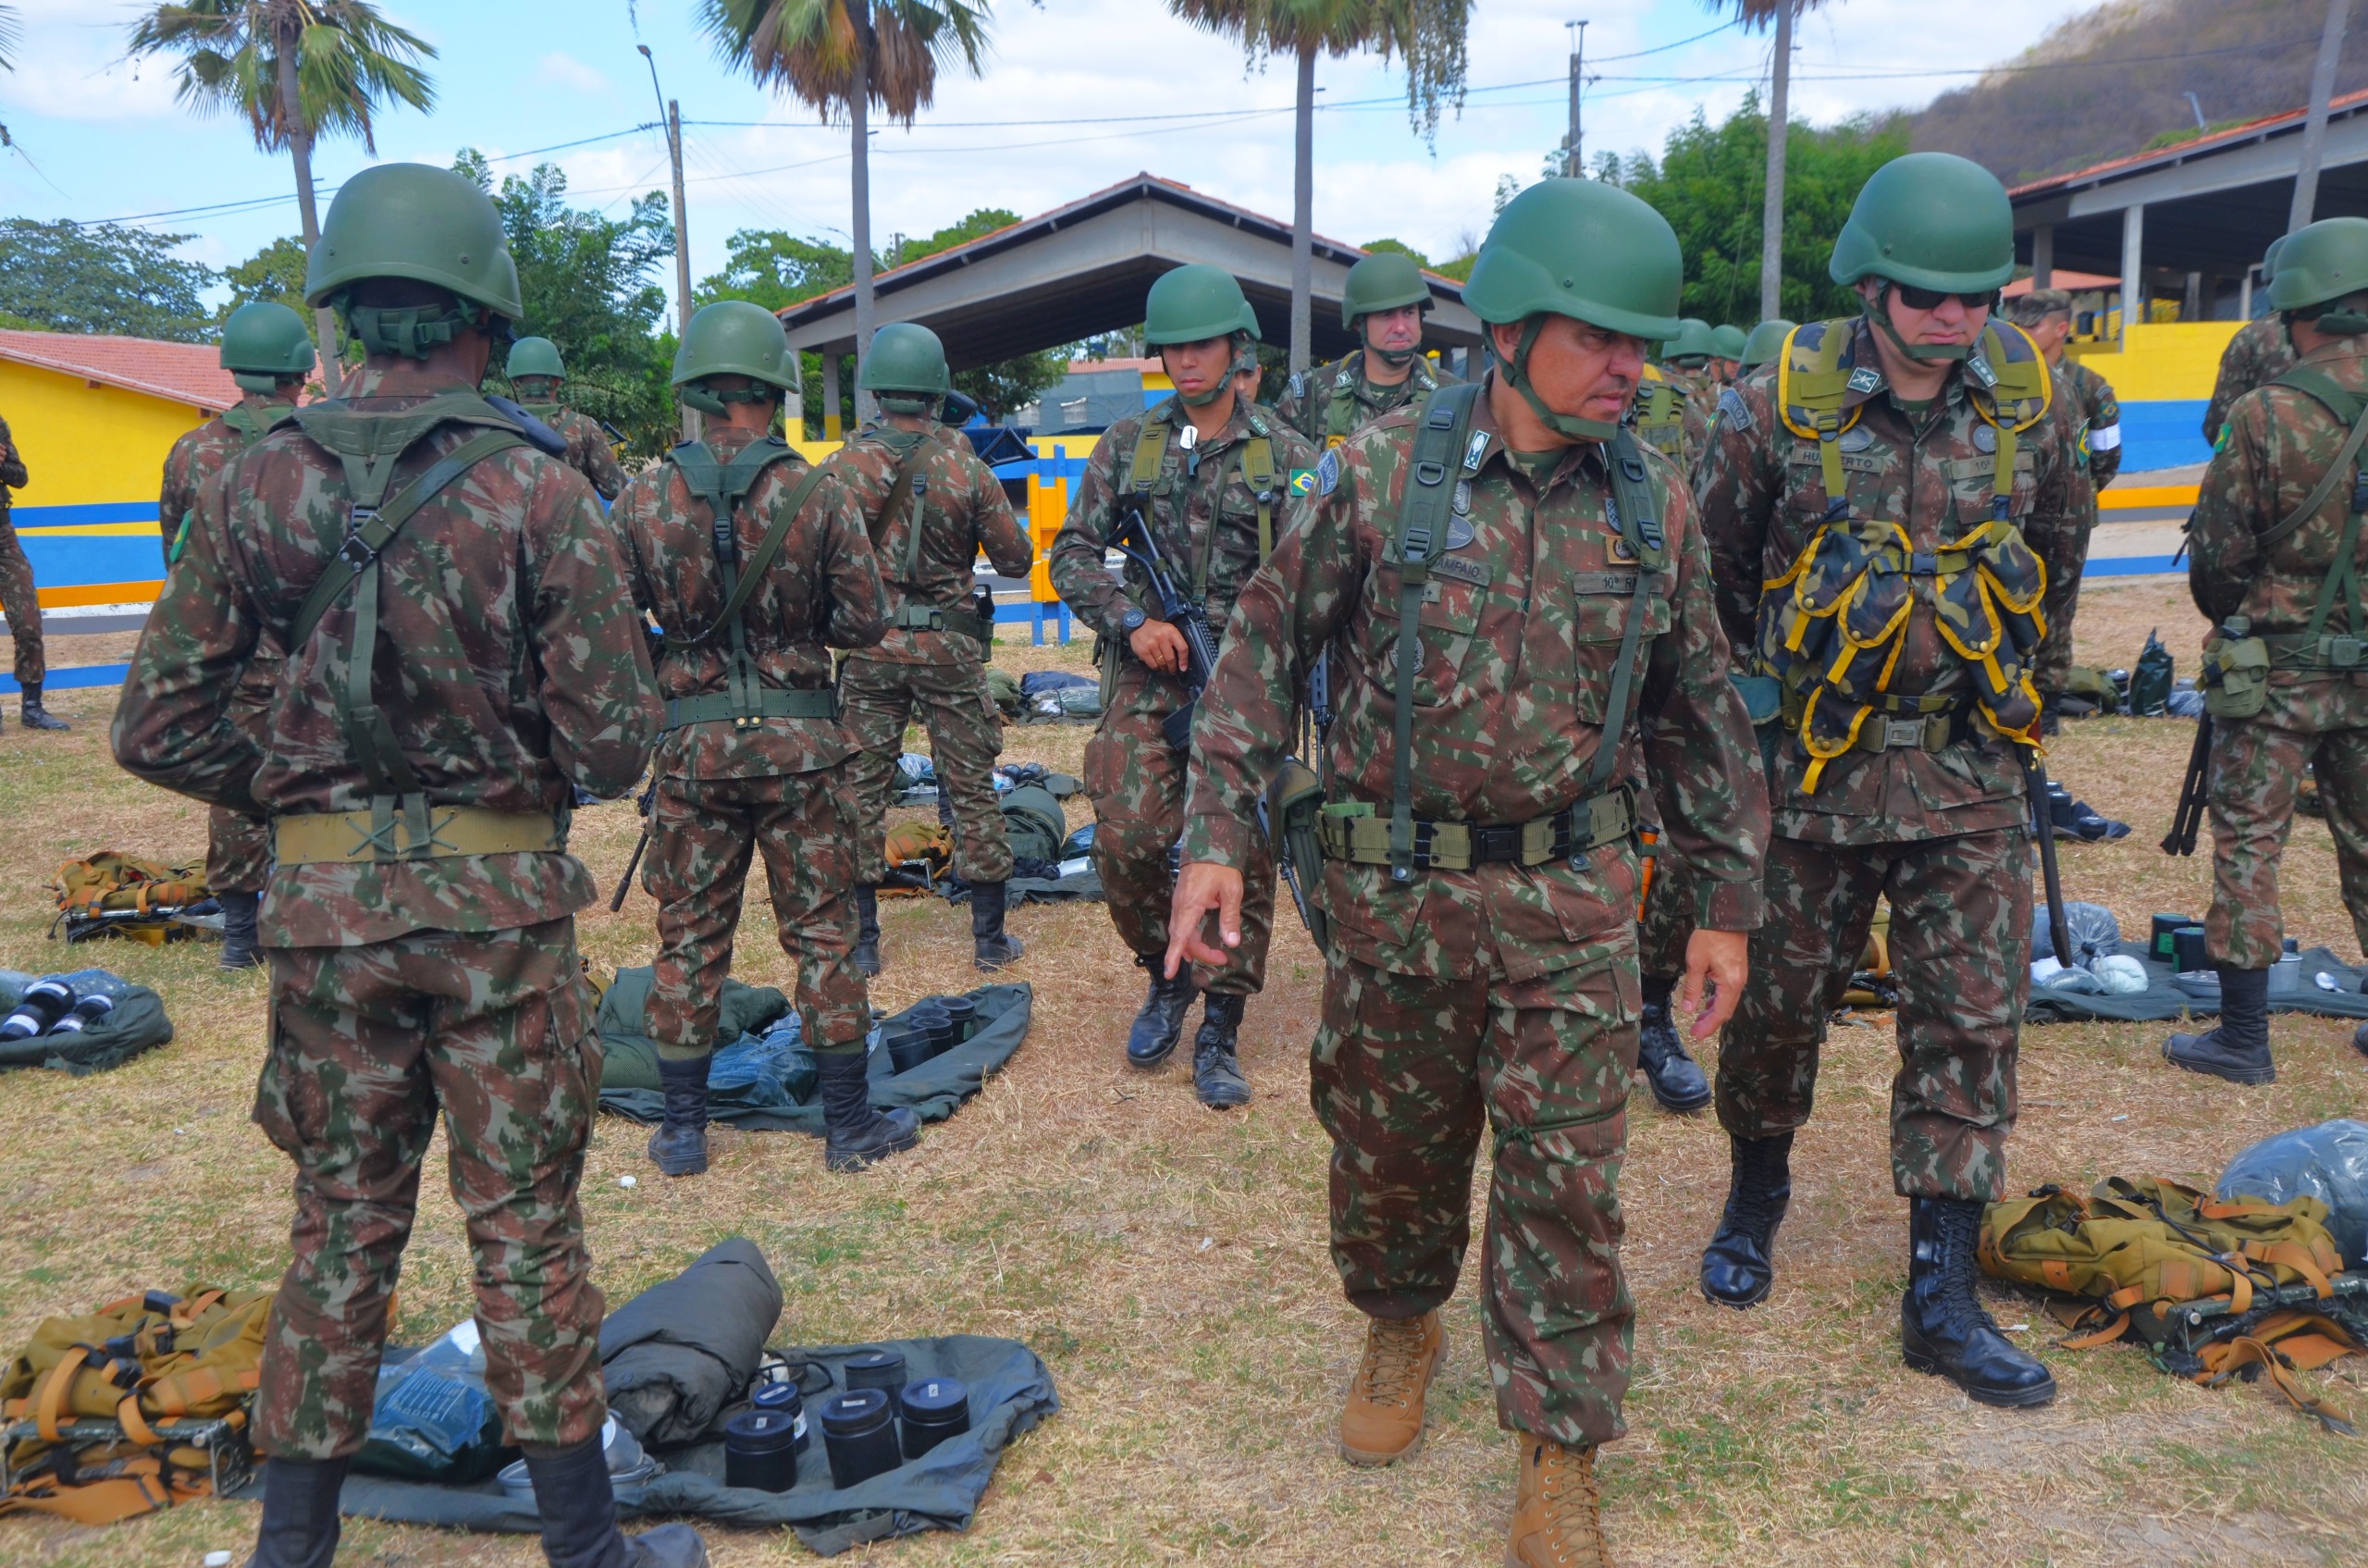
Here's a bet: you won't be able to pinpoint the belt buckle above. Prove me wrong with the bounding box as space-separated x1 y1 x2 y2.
2331 636 2362 669
1470 824 1518 862
1883 717 1924 749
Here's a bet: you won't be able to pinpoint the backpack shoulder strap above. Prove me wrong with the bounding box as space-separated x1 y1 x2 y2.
1776 320 1862 514
865 432 938 585
1124 418 1170 496
1969 322 2053 433
1587 429 1670 796
1384 380 1484 878
2256 366 2368 555
1239 435 1278 560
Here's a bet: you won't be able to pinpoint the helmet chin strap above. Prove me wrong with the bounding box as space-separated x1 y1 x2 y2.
874 393 937 415
1869 282 1973 364
1363 322 1418 368
339 296 512 362
1173 333 1250 407
1502 316 1618 443
680 380 780 418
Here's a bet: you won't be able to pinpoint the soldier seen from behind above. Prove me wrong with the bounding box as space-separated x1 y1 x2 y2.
1694 152 2086 1410
154 301 315 969
2205 235 2300 448
1275 250 1458 448
827 323 1037 976
2170 215 2368 1081
614 301 904 1179
1047 265 1317 1109
1167 179 1769 1565
506 335 631 502
112 163 697 1568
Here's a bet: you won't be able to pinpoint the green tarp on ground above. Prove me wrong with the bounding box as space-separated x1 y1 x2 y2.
2025 944 2368 1025
0 970 173 1076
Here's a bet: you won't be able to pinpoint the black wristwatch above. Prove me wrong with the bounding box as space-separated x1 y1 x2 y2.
1118 607 1147 634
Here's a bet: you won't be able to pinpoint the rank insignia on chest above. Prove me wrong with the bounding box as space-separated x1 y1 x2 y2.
1451 478 1473 515
1838 425 1875 452
1971 424 1998 453
1967 354 1998 389
1463 430 1489 473
1846 366 1883 395
1442 513 1475 551
1289 468 1319 495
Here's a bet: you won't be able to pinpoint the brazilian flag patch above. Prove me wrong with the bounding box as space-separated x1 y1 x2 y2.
1289 468 1319 496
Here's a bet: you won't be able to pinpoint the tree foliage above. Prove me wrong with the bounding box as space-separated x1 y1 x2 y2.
124 0 436 155
697 0 991 126
1168 0 1471 139
0 219 219 341
221 234 311 326
1598 95 1907 327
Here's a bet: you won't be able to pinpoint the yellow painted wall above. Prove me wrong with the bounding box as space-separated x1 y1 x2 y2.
2065 321 2244 402
0 359 211 513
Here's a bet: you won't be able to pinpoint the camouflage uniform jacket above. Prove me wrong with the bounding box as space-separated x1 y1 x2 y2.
2055 355 2124 496
111 363 662 946
159 394 296 546
2205 316 2299 448
1275 351 1458 448
616 426 885 781
1180 377 1770 981
1047 396 1318 665
1695 315 2086 846
519 401 630 501
820 423 1033 663
0 414 26 513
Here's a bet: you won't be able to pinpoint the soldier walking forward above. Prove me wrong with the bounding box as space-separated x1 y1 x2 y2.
825 324 1037 976
1047 265 1316 1109
155 301 314 970
1168 181 1767 1565
113 165 699 1568
615 301 906 1178
1694 153 2083 1408
2168 216 2368 1082
1275 251 1458 449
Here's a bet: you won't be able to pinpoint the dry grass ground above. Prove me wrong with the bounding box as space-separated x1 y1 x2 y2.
2 583 2365 1566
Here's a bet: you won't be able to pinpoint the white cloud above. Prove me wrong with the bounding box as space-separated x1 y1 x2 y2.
534 52 610 97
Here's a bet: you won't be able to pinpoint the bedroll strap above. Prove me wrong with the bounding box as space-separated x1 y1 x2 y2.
1386 382 1483 880
0 1470 187 1525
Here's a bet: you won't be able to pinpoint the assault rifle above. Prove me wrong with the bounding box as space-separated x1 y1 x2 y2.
1106 498 1220 753
2163 715 2214 858
2019 751 2075 969
610 777 657 912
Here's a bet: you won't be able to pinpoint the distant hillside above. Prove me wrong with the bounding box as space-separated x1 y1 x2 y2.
1911 0 2368 184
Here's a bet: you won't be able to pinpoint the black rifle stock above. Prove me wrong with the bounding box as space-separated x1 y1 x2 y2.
2163 715 2214 858
2021 753 2074 969
610 780 657 912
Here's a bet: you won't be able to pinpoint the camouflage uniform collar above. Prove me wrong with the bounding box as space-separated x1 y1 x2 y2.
1459 373 1590 495
1352 350 1421 401
868 424 931 451
338 364 484 403
2297 336 2368 369
239 390 298 414
1842 315 1989 416
1153 393 1264 451
697 426 778 460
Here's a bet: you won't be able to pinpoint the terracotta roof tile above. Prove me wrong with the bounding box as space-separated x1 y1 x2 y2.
0 328 243 414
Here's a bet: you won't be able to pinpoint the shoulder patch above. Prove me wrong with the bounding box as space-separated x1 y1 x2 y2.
1288 467 1318 496
1314 448 1340 496
1716 386 1753 432
1845 365 1883 395
1287 373 1306 401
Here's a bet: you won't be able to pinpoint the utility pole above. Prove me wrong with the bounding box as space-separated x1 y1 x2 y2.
640 45 697 439
1563 20 1587 177
2291 0 2352 233
1759 2 1794 323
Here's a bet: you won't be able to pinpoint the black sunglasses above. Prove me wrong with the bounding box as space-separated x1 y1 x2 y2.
1893 283 1998 312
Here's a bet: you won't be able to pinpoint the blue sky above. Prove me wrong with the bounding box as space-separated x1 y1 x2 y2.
5 0 2096 319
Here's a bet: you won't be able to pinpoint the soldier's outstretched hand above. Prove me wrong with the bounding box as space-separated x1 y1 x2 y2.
1165 861 1243 977
1678 928 1750 1040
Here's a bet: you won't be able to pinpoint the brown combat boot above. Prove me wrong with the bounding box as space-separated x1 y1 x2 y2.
1505 1438 1613 1568
1338 1309 1444 1466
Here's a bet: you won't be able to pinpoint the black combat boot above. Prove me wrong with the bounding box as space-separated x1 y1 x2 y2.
523 1434 709 1568
1900 1195 2057 1407
1125 957 1197 1069
245 1454 347 1568
971 880 1025 970
2164 964 2274 1084
1636 974 1710 1113
2354 1021 2368 1061
817 1048 919 1171
1699 1132 1793 1309
218 889 263 971
18 684 67 731
646 1056 709 1178
1192 993 1252 1109
852 885 882 978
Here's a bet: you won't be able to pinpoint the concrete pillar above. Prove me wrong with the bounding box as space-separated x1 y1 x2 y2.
2183 270 2203 321
2031 224 2054 290
2240 266 2255 319
2119 203 2145 344
822 352 844 441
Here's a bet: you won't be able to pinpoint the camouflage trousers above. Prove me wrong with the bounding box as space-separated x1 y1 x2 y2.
2206 701 2368 968
841 647 1011 884
1635 850 1696 980
208 808 272 894
251 919 606 1460
1314 946 1636 1448
1082 666 1276 994
1717 830 2029 1202
644 765 869 1056
0 521 43 685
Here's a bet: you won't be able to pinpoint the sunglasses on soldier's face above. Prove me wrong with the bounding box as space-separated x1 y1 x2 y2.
1893 284 1997 312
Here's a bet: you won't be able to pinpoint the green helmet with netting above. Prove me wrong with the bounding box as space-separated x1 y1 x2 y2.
859 322 953 414
2270 217 2368 334
1462 177 1684 439
507 336 566 382
1662 317 1715 364
1829 152 2014 362
672 299 800 416
1739 318 1795 368
219 302 315 392
1709 323 1748 361
1339 251 1432 330
304 162 524 360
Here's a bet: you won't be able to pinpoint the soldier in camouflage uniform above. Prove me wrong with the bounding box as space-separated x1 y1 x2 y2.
155 301 315 971
1169 180 1767 1566
1048 265 1316 1109
2205 236 2299 448
2168 216 2368 1081
615 300 903 1179
1708 323 1748 388
827 323 1036 975
1276 251 1458 448
507 336 631 502
2004 289 2122 720
111 164 700 1568
0 413 64 731
1626 360 1708 473
1694 153 2082 1410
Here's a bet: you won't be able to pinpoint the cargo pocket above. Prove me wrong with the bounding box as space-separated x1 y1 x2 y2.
1572 589 1673 727
1364 574 1485 708
2202 634 2270 719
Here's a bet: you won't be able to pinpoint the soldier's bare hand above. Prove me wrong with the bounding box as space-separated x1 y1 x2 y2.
1165 860 1242 977
1678 928 1749 1040
1129 620 1190 673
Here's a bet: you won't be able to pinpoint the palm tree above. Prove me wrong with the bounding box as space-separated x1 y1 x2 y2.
1706 1 1832 323
700 0 991 418
127 2 436 394
1171 0 1472 376
0 6 19 71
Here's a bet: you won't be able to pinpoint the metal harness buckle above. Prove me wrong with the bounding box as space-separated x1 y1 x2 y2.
1467 823 1522 863
337 508 382 570
1883 717 1927 749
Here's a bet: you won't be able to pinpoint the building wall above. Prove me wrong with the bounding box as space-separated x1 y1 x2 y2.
0 359 207 608
2066 320 2245 473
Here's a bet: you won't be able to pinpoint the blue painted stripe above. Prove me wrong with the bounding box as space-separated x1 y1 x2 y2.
2116 398 2213 475
0 662 127 696
10 501 161 527
2087 554 2181 577
18 535 166 588
991 454 1094 484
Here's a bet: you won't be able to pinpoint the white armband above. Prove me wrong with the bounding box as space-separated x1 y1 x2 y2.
2089 421 2121 451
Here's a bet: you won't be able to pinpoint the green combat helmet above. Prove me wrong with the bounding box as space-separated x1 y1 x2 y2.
1739 318 1796 369
1340 252 1432 364
1143 264 1260 405
1462 177 1684 440
305 162 524 359
1662 317 1715 365
507 336 566 383
2270 216 2368 332
219 302 314 394
672 299 800 416
1710 323 1748 363
858 322 953 415
2262 233 2289 285
1829 151 2015 363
